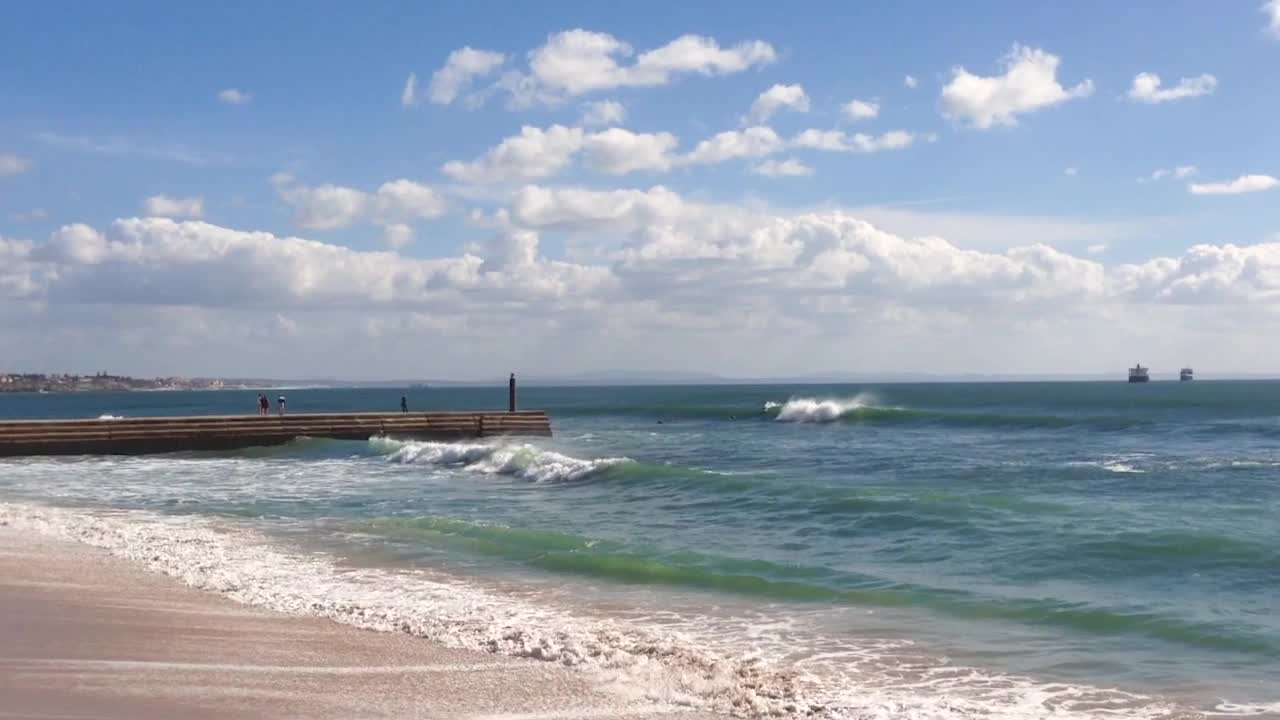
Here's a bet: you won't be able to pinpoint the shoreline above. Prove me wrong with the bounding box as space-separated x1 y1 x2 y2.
0 522 721 720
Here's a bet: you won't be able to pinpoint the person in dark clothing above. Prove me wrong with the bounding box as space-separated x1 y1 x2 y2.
400 395 408 413
257 394 269 416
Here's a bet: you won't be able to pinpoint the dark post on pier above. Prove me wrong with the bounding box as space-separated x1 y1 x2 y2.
508 373 517 412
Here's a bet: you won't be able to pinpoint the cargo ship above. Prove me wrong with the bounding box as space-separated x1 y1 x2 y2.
1128 364 1150 383
1180 367 1194 382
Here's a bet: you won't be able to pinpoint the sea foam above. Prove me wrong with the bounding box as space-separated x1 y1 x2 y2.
772 394 879 423
370 438 631 484
2 501 1247 720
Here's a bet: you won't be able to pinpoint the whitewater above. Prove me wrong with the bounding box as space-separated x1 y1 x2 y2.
2 382 1278 719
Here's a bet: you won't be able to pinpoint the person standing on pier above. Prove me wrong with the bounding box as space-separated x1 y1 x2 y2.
257 394 269 416
277 395 286 415
400 395 408 413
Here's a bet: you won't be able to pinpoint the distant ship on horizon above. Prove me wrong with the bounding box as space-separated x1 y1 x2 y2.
1128 364 1150 383
1180 367 1194 382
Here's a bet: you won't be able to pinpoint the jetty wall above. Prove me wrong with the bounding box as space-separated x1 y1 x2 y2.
0 411 552 457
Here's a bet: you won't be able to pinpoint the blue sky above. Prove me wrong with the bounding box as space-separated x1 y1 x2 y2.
2 2 1279 379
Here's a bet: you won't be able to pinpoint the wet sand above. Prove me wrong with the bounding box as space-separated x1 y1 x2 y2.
0 527 722 719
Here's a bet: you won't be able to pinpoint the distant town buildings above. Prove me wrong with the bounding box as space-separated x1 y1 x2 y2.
0 372 235 393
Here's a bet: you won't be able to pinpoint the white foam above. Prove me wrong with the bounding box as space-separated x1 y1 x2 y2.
372 438 632 484
0 501 1243 720
98 414 124 420
772 394 879 423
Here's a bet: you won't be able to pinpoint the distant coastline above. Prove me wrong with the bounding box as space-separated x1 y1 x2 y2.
6 369 1280 393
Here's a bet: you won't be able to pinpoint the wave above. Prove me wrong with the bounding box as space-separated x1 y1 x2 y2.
3 502 1239 720
763 397 1154 432
773 394 883 423
369 437 632 484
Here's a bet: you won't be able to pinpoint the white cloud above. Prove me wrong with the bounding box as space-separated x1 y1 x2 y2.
580 100 627 127
685 126 783 164
10 209 49 222
1064 167 1078 177
400 73 418 108
1144 165 1198 182
427 47 507 105
752 158 814 177
217 88 252 105
382 223 415 250
273 176 447 230
583 128 679 174
7 191 1280 377
904 75 919 89
791 129 916 153
1188 175 1279 195
493 30 775 106
2 218 613 311
1127 72 1217 104
843 99 880 121
0 153 32 177
1265 0 1280 36
34 132 231 166
748 84 810 123
443 125 585 183
940 45 1093 129
144 195 205 219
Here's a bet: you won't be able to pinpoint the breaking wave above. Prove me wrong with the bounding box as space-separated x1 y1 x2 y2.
772 394 883 423
369 437 632 484
2 502 1235 720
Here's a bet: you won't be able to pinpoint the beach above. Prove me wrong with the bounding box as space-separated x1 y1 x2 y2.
0 525 719 720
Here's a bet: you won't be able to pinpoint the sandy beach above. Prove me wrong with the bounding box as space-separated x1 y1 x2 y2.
0 526 722 720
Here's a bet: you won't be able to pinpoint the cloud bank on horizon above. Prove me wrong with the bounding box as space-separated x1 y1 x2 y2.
1 3 1278 378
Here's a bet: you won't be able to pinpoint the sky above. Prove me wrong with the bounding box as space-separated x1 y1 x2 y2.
2 1 1279 380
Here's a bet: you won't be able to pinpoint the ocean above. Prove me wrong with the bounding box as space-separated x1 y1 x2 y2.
1 382 1277 719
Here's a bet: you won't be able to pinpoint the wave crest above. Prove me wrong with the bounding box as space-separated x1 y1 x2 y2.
370 438 631 484
773 394 880 423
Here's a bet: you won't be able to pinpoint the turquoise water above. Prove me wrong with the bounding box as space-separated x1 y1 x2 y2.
2 383 1278 718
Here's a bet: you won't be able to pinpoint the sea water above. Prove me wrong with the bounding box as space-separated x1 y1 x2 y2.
1 382 1278 718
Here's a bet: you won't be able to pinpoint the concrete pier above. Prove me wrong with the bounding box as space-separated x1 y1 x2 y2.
0 411 552 457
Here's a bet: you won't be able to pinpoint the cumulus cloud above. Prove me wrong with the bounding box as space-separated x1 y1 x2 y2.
752 158 814 177
443 125 586 183
843 99 880 121
580 100 626 126
483 30 775 107
684 126 783 164
583 128 679 174
7 191 1280 376
426 47 507 105
1266 0 1280 36
904 75 919 89
791 129 916 153
747 84 810 123
1127 72 1217 103
1 218 613 310
1188 174 1279 195
144 195 205 219
0 153 32 177
940 45 1093 128
382 223 415 250
217 88 252 105
273 175 448 230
